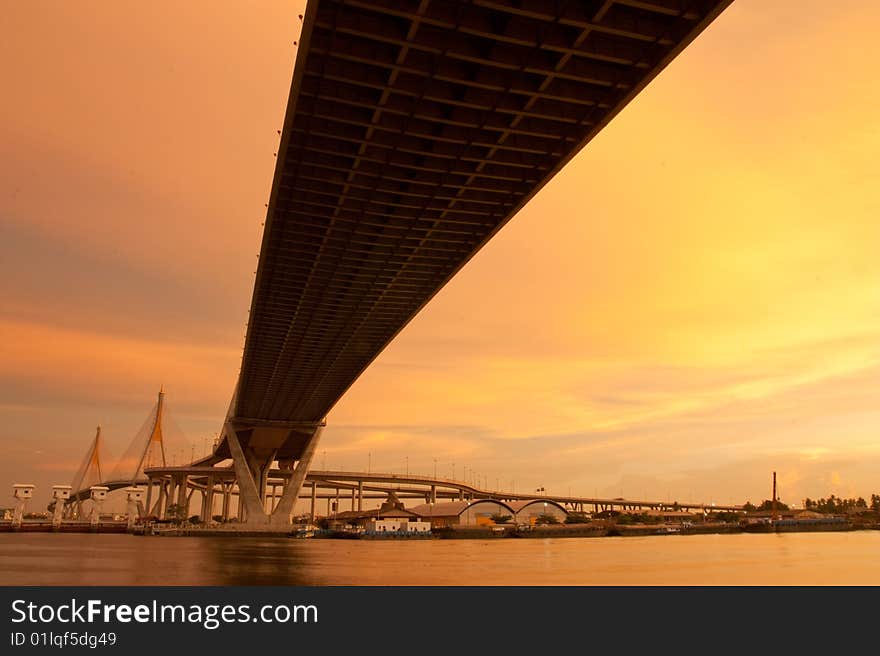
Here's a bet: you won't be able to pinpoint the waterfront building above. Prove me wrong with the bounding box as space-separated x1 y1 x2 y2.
330 491 423 530
409 500 517 528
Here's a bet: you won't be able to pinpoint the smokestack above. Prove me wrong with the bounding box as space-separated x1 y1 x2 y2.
772 471 777 521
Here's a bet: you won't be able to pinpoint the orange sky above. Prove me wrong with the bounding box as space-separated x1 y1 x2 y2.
2 1 879 510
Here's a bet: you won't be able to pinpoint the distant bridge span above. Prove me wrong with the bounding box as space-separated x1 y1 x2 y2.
209 0 734 524
69 467 741 522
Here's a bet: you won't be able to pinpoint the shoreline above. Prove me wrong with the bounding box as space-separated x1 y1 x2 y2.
4 518 875 539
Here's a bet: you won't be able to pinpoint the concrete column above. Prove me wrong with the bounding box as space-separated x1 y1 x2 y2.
269 425 324 525
430 484 437 504
237 488 245 522
176 475 188 518
351 488 356 511
163 478 176 519
268 484 277 513
357 480 364 512
222 484 231 521
153 480 164 518
202 475 215 523
145 480 154 518
310 482 317 522
225 424 268 524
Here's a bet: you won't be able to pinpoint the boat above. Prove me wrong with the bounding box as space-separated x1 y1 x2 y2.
290 524 317 538
656 525 680 534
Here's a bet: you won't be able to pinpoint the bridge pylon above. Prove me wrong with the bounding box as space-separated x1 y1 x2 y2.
132 387 167 483
68 425 105 519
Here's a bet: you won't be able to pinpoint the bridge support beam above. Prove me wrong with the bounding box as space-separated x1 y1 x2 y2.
222 483 231 521
269 425 323 525
224 424 268 524
185 484 195 518
163 478 175 519
176 475 188 518
202 475 215 523
145 480 154 518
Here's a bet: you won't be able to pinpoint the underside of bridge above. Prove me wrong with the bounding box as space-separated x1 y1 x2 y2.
213 0 732 523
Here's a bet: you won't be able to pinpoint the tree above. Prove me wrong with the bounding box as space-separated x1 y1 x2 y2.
535 514 559 525
714 512 740 523
617 512 651 525
565 512 592 524
490 514 512 524
757 499 790 512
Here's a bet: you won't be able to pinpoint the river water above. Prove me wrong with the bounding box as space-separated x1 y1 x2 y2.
2 531 879 585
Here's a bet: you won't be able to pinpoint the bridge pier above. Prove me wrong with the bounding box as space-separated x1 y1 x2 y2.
201 475 215 523
310 482 317 522
145 480 154 518
185 483 195 518
222 421 324 526
154 479 167 518
357 480 363 512
221 483 231 521
269 425 323 525
266 483 278 515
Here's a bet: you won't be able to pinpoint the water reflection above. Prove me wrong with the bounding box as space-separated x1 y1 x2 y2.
1 531 880 585
201 539 315 586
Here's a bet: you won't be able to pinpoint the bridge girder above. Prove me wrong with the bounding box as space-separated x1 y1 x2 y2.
232 0 734 462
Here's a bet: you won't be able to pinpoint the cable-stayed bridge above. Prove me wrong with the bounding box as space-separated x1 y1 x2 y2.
57 388 740 525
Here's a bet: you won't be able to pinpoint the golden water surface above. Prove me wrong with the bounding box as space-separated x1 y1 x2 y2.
1 531 878 586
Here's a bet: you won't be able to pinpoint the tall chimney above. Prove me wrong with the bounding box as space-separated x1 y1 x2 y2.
772 471 777 521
